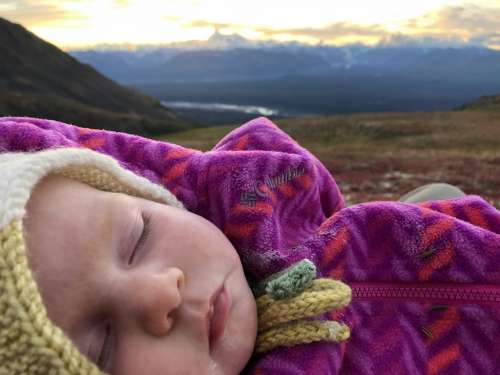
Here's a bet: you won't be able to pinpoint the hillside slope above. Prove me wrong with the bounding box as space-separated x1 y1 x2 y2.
0 17 198 134
458 95 500 111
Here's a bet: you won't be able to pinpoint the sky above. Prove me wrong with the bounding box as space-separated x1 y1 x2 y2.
1 0 500 50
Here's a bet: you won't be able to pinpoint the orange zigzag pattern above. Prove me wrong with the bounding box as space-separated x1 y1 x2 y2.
427 342 460 375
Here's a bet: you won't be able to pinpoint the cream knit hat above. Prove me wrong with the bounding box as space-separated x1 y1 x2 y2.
0 147 186 375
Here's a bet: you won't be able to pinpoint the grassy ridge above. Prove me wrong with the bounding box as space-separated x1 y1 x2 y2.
0 92 200 135
0 17 200 135
158 110 500 207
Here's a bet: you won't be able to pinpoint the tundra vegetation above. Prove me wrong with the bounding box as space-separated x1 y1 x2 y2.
159 110 500 208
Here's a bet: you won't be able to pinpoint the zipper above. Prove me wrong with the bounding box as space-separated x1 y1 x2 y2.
349 282 500 306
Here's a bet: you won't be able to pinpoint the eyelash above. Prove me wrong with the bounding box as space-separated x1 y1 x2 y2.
97 323 112 371
128 213 151 266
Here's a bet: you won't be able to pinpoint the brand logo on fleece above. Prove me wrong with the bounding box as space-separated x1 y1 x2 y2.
240 167 305 207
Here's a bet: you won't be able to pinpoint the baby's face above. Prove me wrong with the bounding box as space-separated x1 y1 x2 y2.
23 175 258 375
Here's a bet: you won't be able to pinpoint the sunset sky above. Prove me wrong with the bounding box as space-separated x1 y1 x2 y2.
1 0 499 50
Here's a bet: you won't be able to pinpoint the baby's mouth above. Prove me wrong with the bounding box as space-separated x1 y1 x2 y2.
207 284 231 353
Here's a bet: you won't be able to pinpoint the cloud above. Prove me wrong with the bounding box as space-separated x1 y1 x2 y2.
181 19 235 30
427 4 500 33
0 0 87 27
182 4 500 48
184 19 389 43
469 32 500 49
377 33 475 48
271 3 500 48
400 3 500 48
163 16 182 22
255 22 387 40
4 0 499 49
182 2 500 49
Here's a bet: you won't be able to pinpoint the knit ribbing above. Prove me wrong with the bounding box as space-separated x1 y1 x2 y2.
257 278 351 332
0 220 101 374
255 320 350 354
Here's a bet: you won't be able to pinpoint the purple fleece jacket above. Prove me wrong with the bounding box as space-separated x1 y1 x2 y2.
1 116 499 374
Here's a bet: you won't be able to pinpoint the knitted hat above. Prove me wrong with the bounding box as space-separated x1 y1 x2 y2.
0 147 186 375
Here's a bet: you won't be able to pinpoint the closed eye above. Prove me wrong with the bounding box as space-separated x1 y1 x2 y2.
97 322 113 371
128 213 151 265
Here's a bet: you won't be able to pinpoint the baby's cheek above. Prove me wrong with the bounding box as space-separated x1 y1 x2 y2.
218 333 254 375
207 360 223 375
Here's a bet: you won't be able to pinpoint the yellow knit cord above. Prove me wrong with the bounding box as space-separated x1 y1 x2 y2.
254 278 352 354
255 319 350 354
257 278 351 332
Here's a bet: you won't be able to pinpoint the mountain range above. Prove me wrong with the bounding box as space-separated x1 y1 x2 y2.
1 18 499 129
66 30 500 124
69 30 500 85
0 17 198 134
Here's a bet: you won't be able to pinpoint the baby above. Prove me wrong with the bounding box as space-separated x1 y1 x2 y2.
23 173 258 374
1 116 499 375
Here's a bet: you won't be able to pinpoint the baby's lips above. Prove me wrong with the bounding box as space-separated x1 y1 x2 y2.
209 285 231 352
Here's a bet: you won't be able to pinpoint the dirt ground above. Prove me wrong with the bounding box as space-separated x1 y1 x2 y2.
319 150 500 207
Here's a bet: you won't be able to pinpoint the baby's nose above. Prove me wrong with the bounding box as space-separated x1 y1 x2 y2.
133 267 185 337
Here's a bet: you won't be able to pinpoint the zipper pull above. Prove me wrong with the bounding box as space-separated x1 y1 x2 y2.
421 326 433 339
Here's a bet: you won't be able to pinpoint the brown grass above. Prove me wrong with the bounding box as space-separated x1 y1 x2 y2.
158 110 500 208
